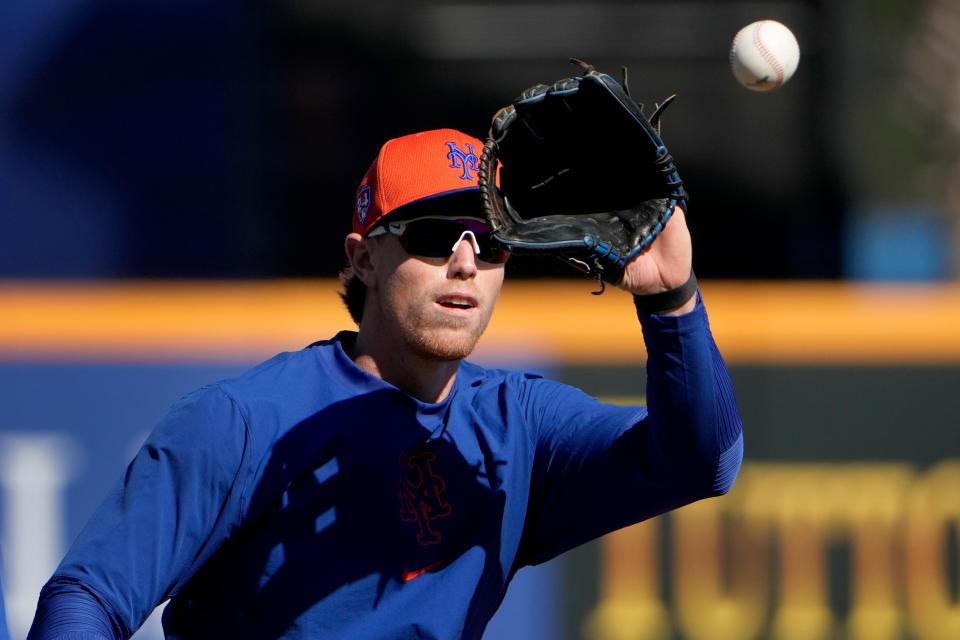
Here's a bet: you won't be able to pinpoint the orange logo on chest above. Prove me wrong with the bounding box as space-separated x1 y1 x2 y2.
399 451 452 546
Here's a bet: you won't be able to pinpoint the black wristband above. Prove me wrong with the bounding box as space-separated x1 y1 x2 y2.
633 270 698 315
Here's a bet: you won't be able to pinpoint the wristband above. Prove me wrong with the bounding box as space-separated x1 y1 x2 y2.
633 270 698 314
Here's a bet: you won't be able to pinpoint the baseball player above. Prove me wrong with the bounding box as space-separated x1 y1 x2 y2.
29 68 743 640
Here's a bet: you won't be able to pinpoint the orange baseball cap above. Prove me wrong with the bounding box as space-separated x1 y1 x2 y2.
352 129 493 236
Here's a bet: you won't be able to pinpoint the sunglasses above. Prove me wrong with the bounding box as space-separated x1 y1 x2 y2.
367 216 510 264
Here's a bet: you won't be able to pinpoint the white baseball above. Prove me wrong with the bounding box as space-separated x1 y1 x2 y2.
730 20 800 92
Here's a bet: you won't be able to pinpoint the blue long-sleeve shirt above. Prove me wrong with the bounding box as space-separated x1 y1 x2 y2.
30 296 742 640
1 548 10 640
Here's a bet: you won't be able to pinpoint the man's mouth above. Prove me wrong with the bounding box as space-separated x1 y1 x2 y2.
435 294 478 310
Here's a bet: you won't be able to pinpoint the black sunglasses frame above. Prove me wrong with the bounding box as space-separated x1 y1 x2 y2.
368 217 510 264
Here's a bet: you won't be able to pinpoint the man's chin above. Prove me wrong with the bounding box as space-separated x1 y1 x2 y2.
411 326 483 362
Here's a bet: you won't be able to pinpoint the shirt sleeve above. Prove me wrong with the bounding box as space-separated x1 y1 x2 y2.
28 578 119 640
28 386 250 639
517 295 743 566
0 550 9 640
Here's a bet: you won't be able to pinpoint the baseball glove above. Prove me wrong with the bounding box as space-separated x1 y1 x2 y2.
478 59 687 293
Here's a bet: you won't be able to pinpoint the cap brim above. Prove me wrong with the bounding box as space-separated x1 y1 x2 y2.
381 188 485 225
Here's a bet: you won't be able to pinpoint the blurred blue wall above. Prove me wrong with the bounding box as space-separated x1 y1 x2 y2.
0 0 257 277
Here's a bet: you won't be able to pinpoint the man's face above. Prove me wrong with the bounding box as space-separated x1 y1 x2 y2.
366 221 506 362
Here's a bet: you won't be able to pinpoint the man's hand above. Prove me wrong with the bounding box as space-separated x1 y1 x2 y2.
618 206 696 315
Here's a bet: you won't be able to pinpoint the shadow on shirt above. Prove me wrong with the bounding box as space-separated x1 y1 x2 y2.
163 388 511 639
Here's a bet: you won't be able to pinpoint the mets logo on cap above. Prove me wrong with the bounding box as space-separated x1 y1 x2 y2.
445 141 478 181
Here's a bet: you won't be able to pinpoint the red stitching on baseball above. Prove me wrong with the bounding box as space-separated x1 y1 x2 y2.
753 22 785 86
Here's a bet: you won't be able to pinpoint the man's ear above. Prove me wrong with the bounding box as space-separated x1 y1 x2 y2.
344 233 377 286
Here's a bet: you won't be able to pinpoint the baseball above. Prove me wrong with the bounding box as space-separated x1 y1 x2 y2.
730 20 800 92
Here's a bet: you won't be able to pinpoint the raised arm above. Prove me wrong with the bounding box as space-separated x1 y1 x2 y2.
517 207 742 565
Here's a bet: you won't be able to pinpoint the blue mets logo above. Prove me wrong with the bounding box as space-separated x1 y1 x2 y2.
446 142 479 181
356 185 372 224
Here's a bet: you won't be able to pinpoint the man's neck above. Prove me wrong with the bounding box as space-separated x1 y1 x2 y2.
349 330 460 404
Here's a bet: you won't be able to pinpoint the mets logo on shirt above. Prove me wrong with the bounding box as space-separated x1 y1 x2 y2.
399 450 452 546
356 185 372 224
446 142 478 181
